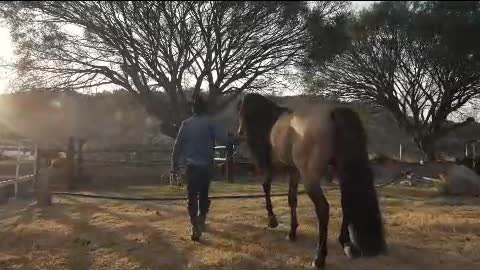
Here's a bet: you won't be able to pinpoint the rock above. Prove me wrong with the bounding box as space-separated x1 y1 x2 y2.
127 245 141 252
400 180 413 186
73 237 91 246
443 165 480 196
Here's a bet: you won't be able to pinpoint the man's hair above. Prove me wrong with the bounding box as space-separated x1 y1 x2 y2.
192 94 208 115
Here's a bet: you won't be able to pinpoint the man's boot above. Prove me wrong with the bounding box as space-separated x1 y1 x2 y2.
198 215 207 232
191 217 202 241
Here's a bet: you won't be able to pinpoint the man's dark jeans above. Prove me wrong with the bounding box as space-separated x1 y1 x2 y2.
186 164 211 226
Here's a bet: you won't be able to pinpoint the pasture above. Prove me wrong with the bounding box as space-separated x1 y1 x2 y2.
1 182 479 270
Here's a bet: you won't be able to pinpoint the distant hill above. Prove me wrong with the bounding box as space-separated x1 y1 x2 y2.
1 91 478 159
214 94 480 161
280 95 480 161
0 91 173 149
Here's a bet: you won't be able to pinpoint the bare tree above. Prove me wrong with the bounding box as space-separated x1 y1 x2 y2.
308 1 480 160
3 1 201 137
189 2 305 110
1 1 347 137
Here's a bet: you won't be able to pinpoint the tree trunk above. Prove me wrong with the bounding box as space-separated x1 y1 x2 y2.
418 137 437 162
138 93 190 139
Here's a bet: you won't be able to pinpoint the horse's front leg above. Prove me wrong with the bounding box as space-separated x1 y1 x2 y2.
287 170 299 241
262 170 278 228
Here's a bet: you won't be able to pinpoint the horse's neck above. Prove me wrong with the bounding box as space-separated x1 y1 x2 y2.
272 106 290 123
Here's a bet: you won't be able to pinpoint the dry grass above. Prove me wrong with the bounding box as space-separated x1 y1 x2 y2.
1 183 480 270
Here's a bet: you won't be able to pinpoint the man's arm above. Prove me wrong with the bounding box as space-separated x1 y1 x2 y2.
171 121 186 171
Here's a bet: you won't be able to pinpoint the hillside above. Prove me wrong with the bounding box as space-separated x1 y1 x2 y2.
275 95 480 161
0 91 478 159
215 94 480 161
0 91 173 149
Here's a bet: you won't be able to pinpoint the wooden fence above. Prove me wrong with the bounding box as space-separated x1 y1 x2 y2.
0 136 258 208
47 137 250 186
0 139 39 200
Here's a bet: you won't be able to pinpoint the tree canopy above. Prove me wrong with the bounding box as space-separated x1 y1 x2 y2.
306 1 480 159
0 1 347 137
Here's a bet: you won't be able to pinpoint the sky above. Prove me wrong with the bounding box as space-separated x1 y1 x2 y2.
352 1 375 11
0 1 376 94
0 23 14 93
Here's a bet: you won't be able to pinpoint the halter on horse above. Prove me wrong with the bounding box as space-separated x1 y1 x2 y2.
237 93 386 268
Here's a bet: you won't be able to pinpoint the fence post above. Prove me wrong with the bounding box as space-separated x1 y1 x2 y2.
36 155 52 207
76 138 85 181
66 136 75 190
226 140 234 183
399 144 403 161
14 141 21 198
33 144 39 196
33 145 39 182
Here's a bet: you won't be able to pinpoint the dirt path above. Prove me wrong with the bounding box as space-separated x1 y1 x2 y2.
1 186 479 270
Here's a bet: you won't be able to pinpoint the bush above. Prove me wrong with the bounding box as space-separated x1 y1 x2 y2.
370 153 393 165
438 165 480 197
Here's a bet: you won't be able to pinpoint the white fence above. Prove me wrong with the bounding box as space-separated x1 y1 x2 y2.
0 139 38 199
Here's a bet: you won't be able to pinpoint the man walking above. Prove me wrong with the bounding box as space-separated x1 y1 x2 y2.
171 94 216 241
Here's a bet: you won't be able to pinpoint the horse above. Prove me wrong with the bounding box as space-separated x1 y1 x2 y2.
237 93 386 268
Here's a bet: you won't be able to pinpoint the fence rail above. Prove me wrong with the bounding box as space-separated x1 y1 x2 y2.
81 148 172 154
56 137 250 183
0 140 38 199
0 174 35 189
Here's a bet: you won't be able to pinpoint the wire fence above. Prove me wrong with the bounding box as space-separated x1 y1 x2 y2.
73 141 249 183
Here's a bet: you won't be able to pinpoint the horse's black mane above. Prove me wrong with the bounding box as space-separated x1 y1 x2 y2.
241 93 290 117
241 94 290 134
240 93 290 171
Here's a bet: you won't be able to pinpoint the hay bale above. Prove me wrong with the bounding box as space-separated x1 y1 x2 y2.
441 165 480 196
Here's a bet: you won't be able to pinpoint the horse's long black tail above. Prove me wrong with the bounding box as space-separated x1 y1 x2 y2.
331 107 387 257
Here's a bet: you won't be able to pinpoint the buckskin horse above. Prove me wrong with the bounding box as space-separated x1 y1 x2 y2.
237 93 386 268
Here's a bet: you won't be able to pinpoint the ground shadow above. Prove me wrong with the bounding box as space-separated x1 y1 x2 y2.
0 198 189 270
205 219 479 270
422 195 480 207
2 193 480 270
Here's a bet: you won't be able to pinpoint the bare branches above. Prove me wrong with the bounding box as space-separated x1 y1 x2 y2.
2 1 345 136
187 1 307 107
309 1 480 159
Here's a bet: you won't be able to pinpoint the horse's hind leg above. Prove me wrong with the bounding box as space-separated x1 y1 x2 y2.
338 216 350 247
288 170 299 241
305 180 329 269
263 170 278 228
339 216 360 259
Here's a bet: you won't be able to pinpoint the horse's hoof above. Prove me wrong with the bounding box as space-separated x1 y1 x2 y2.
268 216 279 228
343 244 360 259
287 231 297 242
311 257 325 269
